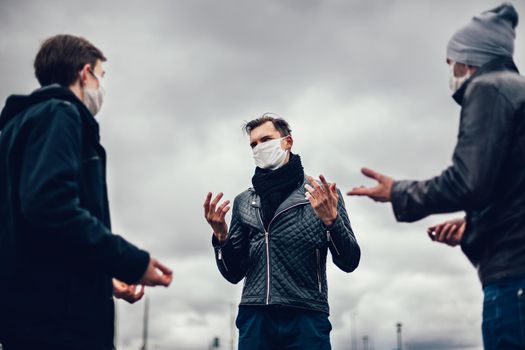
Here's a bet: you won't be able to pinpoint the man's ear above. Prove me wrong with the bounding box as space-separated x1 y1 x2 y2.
78 63 91 85
285 135 293 150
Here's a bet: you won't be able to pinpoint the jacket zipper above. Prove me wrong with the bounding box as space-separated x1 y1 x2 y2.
217 248 229 271
258 200 309 305
257 210 271 305
327 230 341 256
316 249 322 293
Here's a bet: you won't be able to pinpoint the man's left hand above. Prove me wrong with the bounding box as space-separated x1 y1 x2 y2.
305 175 339 227
113 278 145 304
427 218 466 247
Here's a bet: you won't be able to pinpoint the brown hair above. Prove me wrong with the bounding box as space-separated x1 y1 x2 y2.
243 113 292 136
34 34 106 87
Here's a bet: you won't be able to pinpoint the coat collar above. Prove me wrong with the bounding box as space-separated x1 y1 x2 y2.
249 174 310 213
452 58 519 106
0 84 100 141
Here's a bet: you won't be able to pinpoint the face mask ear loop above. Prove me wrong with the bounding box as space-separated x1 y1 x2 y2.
79 70 87 89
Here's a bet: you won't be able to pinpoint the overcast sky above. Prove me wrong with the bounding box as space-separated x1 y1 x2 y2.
1 1 524 349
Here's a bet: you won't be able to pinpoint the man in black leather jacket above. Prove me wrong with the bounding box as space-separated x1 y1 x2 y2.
204 114 360 350
349 3 524 349
0 35 173 350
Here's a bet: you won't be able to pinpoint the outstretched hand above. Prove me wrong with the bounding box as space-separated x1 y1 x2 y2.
305 175 339 227
347 167 394 203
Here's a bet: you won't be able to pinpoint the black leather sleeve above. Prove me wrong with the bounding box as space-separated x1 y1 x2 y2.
391 82 515 222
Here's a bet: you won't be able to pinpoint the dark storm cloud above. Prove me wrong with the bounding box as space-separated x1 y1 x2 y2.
1 0 524 349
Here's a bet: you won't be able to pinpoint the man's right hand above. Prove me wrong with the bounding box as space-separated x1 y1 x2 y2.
138 258 173 287
204 192 230 243
427 218 466 247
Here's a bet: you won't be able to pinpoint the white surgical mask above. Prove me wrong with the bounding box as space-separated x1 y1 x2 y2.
448 61 471 93
82 70 105 117
253 137 289 170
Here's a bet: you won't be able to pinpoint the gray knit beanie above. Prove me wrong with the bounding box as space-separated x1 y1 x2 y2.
447 2 519 67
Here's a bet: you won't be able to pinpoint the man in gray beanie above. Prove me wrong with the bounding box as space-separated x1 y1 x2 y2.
348 3 525 349
447 2 517 67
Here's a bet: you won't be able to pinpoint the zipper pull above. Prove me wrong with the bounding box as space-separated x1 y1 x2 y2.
265 232 269 243
218 248 223 260
327 230 341 256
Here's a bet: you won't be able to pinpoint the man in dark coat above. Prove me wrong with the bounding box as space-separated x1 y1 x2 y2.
349 4 525 349
0 34 173 350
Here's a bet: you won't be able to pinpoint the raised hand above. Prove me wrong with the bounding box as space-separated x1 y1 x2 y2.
347 167 394 202
113 278 144 304
427 218 466 247
305 175 339 227
204 192 231 242
138 258 173 287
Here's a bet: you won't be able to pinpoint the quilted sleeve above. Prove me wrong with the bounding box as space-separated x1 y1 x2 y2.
324 190 360 273
211 196 249 284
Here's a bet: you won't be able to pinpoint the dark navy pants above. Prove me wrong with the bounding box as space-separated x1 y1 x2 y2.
483 274 525 350
1 340 77 350
236 306 332 350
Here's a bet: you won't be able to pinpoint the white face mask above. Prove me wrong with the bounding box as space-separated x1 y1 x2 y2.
82 70 105 117
448 61 471 93
253 137 289 170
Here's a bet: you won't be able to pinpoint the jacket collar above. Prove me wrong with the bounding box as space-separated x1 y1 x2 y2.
0 84 100 141
452 58 519 106
250 174 310 213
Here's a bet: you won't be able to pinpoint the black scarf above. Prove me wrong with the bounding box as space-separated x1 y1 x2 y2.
252 153 304 230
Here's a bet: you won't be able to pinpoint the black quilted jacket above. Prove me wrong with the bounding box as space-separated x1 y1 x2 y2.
212 177 360 314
